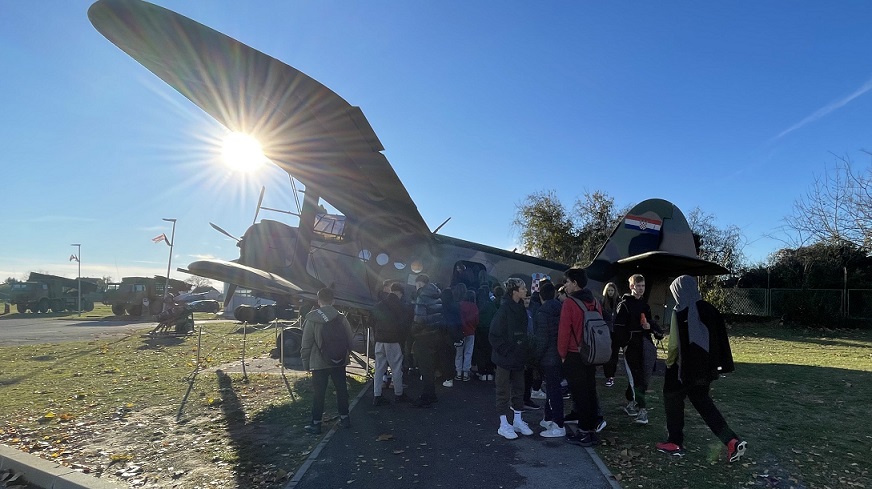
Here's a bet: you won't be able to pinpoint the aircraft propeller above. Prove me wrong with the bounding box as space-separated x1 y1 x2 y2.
209 222 241 242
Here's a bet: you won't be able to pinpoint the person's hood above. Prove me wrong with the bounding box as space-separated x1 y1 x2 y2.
539 298 562 316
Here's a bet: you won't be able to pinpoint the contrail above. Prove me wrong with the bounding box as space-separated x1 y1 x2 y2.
775 75 872 140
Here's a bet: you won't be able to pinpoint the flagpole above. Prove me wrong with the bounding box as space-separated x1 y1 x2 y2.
162 218 177 312
71 243 81 315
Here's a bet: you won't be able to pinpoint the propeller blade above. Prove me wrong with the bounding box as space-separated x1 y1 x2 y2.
252 186 265 225
210 222 240 241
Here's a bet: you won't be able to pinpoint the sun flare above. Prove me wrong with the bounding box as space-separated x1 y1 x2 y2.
222 132 266 172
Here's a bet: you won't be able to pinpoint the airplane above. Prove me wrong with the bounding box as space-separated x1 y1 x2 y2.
88 0 727 334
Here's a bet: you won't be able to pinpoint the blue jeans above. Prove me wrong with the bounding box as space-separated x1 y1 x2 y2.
542 364 565 427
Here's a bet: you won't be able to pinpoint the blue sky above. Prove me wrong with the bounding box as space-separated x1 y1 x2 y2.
3 1 872 284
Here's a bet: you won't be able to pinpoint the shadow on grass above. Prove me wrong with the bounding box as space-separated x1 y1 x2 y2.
209 369 364 488
0 335 132 388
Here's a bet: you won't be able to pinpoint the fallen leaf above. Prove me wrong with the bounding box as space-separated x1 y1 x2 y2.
376 434 394 441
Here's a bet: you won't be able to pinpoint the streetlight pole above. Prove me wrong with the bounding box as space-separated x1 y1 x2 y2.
162 218 177 311
71 243 81 315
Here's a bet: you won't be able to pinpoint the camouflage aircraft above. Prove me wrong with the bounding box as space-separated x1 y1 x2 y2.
88 0 726 328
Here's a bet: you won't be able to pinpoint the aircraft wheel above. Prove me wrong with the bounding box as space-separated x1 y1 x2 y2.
255 304 276 324
111 304 125 316
234 305 255 323
38 298 50 313
277 327 303 357
16 304 26 314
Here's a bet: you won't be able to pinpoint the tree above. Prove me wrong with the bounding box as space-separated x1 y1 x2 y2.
786 153 872 251
686 207 745 274
571 191 625 266
513 190 580 264
186 275 217 289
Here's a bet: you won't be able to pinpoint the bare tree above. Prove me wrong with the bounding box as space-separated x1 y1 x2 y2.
686 207 745 274
787 153 872 251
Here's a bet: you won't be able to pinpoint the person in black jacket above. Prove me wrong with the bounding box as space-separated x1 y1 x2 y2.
613 274 663 425
489 277 534 440
656 275 746 463
532 281 565 438
371 282 411 406
411 274 443 408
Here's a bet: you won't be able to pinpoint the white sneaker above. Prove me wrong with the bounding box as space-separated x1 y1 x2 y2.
635 408 649 425
539 419 555 429
513 419 533 436
498 423 518 440
442 379 453 387
540 425 566 438
530 389 547 400
595 419 607 432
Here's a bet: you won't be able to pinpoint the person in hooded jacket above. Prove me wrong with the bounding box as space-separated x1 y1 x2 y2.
532 281 565 438
558 267 604 447
489 278 535 440
656 275 746 463
600 282 621 387
300 288 355 434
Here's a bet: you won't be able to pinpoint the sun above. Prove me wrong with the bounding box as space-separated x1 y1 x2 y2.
221 132 266 172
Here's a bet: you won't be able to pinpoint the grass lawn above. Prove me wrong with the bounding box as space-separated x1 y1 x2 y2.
0 317 869 488
596 322 872 489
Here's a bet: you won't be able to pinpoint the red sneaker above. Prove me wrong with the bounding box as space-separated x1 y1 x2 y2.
727 438 747 463
655 441 685 457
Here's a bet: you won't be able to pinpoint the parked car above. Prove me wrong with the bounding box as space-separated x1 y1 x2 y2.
187 299 221 314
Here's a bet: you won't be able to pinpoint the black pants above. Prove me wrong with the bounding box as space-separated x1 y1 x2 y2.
663 365 737 446
412 331 439 401
563 352 599 432
602 332 620 378
542 364 565 427
311 366 349 423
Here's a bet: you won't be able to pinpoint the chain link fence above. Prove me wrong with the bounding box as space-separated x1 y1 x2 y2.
718 288 872 319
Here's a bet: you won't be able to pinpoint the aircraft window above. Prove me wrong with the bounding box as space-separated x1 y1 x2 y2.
376 253 389 266
314 213 346 241
358 249 372 262
394 262 406 270
411 260 424 273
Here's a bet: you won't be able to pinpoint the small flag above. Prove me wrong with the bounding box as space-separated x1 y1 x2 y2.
624 214 662 235
69 254 79 262
152 233 167 244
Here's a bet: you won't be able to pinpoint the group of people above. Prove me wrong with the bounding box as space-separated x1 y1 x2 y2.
298 269 746 463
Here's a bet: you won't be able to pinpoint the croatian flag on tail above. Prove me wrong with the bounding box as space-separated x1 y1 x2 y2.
624 214 662 235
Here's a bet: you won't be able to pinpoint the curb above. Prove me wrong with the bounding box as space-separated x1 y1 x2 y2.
0 445 123 489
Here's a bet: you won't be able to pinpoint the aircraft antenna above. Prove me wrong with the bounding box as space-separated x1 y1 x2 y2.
433 217 451 234
252 186 265 225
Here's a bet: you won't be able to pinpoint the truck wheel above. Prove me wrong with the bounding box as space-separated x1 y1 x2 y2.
149 300 163 315
84 300 94 312
111 304 125 316
126 305 142 316
50 300 64 313
38 298 50 314
17 304 26 314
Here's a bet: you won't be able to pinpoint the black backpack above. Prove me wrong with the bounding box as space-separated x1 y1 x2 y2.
316 309 350 366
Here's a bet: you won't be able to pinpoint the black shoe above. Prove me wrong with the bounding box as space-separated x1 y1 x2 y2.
394 393 411 403
373 396 388 406
523 401 541 411
566 430 599 447
412 397 433 408
303 423 321 435
340 416 351 428
564 411 579 424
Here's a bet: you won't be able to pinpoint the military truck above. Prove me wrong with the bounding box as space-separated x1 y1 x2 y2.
9 272 99 313
103 276 191 316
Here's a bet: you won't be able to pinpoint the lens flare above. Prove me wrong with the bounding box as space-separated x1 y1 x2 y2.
222 132 265 172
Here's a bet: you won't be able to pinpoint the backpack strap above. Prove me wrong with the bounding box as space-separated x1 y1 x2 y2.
314 308 330 354
568 297 585 352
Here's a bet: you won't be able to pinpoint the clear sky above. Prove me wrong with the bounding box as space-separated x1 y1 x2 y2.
3 1 872 284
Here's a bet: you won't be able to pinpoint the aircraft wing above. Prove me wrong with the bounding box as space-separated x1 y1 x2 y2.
88 0 431 238
187 260 303 297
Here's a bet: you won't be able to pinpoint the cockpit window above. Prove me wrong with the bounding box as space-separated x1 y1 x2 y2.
314 213 346 241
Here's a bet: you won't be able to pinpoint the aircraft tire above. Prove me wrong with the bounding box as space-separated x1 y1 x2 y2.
234 305 255 323
277 327 303 357
255 304 276 324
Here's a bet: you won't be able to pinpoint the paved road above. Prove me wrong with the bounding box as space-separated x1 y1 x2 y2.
0 316 150 345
